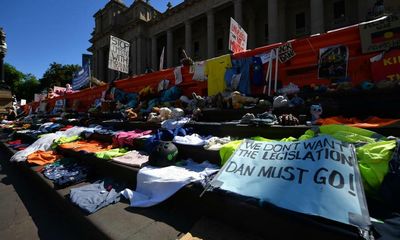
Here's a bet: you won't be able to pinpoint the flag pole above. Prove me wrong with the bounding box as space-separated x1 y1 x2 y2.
88 60 92 88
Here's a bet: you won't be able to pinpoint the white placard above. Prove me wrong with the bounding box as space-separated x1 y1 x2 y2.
210 136 371 229
108 35 130 74
229 18 248 54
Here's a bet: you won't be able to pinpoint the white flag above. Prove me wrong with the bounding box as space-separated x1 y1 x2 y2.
159 46 165 70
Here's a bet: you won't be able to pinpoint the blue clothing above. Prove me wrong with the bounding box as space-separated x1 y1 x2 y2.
159 86 182 102
224 68 237 89
70 179 124 214
252 56 264 86
42 158 89 188
231 58 253 95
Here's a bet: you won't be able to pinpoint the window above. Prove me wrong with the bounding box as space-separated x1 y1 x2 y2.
296 12 305 30
333 0 345 20
217 38 223 51
177 47 183 60
194 41 200 56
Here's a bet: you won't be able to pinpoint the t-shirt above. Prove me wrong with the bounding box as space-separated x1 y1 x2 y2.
112 150 149 168
27 150 62 166
232 57 253 95
205 55 232 96
174 66 183 85
70 179 124 214
192 61 207 81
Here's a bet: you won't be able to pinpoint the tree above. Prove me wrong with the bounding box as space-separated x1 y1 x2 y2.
4 63 24 93
39 62 80 91
4 63 40 101
15 74 40 101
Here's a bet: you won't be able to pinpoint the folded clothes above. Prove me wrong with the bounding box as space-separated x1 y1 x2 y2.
204 136 232 151
70 179 125 214
173 134 210 146
43 158 90 188
59 140 113 153
94 148 128 160
27 150 62 166
112 130 152 147
112 150 149 168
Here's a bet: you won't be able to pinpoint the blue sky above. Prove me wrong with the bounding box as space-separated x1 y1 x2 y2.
0 0 183 79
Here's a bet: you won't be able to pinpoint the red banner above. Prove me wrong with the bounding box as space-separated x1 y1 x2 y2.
370 49 400 81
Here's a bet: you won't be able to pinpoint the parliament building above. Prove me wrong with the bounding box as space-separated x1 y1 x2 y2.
89 0 399 82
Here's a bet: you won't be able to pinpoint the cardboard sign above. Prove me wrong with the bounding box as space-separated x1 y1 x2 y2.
278 42 295 63
359 15 400 53
108 35 130 73
34 94 46 102
229 18 248 54
209 136 370 229
53 86 66 93
318 45 348 79
371 49 400 81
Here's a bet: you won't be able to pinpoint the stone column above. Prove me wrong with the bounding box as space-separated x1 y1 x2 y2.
233 0 243 26
131 39 137 75
310 0 324 34
98 49 105 81
137 36 143 74
357 0 368 21
185 20 192 56
207 10 215 58
268 0 279 43
167 29 173 68
248 8 256 49
151 36 157 71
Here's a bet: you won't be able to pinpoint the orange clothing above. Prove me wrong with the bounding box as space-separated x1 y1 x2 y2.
58 140 113 153
27 150 62 166
316 116 400 128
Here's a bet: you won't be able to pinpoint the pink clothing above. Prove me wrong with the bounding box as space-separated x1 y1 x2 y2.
112 130 152 147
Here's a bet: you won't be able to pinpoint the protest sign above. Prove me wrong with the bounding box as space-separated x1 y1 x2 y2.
278 42 295 63
209 136 370 229
108 35 130 73
359 15 400 54
229 18 248 54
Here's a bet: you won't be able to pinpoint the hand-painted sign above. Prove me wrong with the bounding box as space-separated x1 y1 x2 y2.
278 42 295 63
359 15 400 53
108 35 130 73
229 18 248 54
209 136 370 229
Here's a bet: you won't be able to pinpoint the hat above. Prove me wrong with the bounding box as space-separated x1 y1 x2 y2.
149 142 179 167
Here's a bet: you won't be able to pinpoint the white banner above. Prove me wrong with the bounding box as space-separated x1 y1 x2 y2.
229 18 248 54
209 136 370 229
108 35 130 73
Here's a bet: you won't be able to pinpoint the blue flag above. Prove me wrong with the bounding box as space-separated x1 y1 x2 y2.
72 63 90 90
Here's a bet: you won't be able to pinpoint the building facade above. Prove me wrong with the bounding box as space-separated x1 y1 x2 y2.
89 0 399 82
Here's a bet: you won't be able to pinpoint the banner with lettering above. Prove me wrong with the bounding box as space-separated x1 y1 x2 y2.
229 18 248 54
209 136 370 229
370 49 400 81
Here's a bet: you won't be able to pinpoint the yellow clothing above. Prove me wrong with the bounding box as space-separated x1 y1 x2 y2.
205 54 232 96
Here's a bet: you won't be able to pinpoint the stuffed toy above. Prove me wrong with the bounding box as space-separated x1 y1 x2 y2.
171 108 184 119
190 93 206 109
310 104 323 124
273 95 289 109
147 112 160 122
125 108 138 121
230 91 258 109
